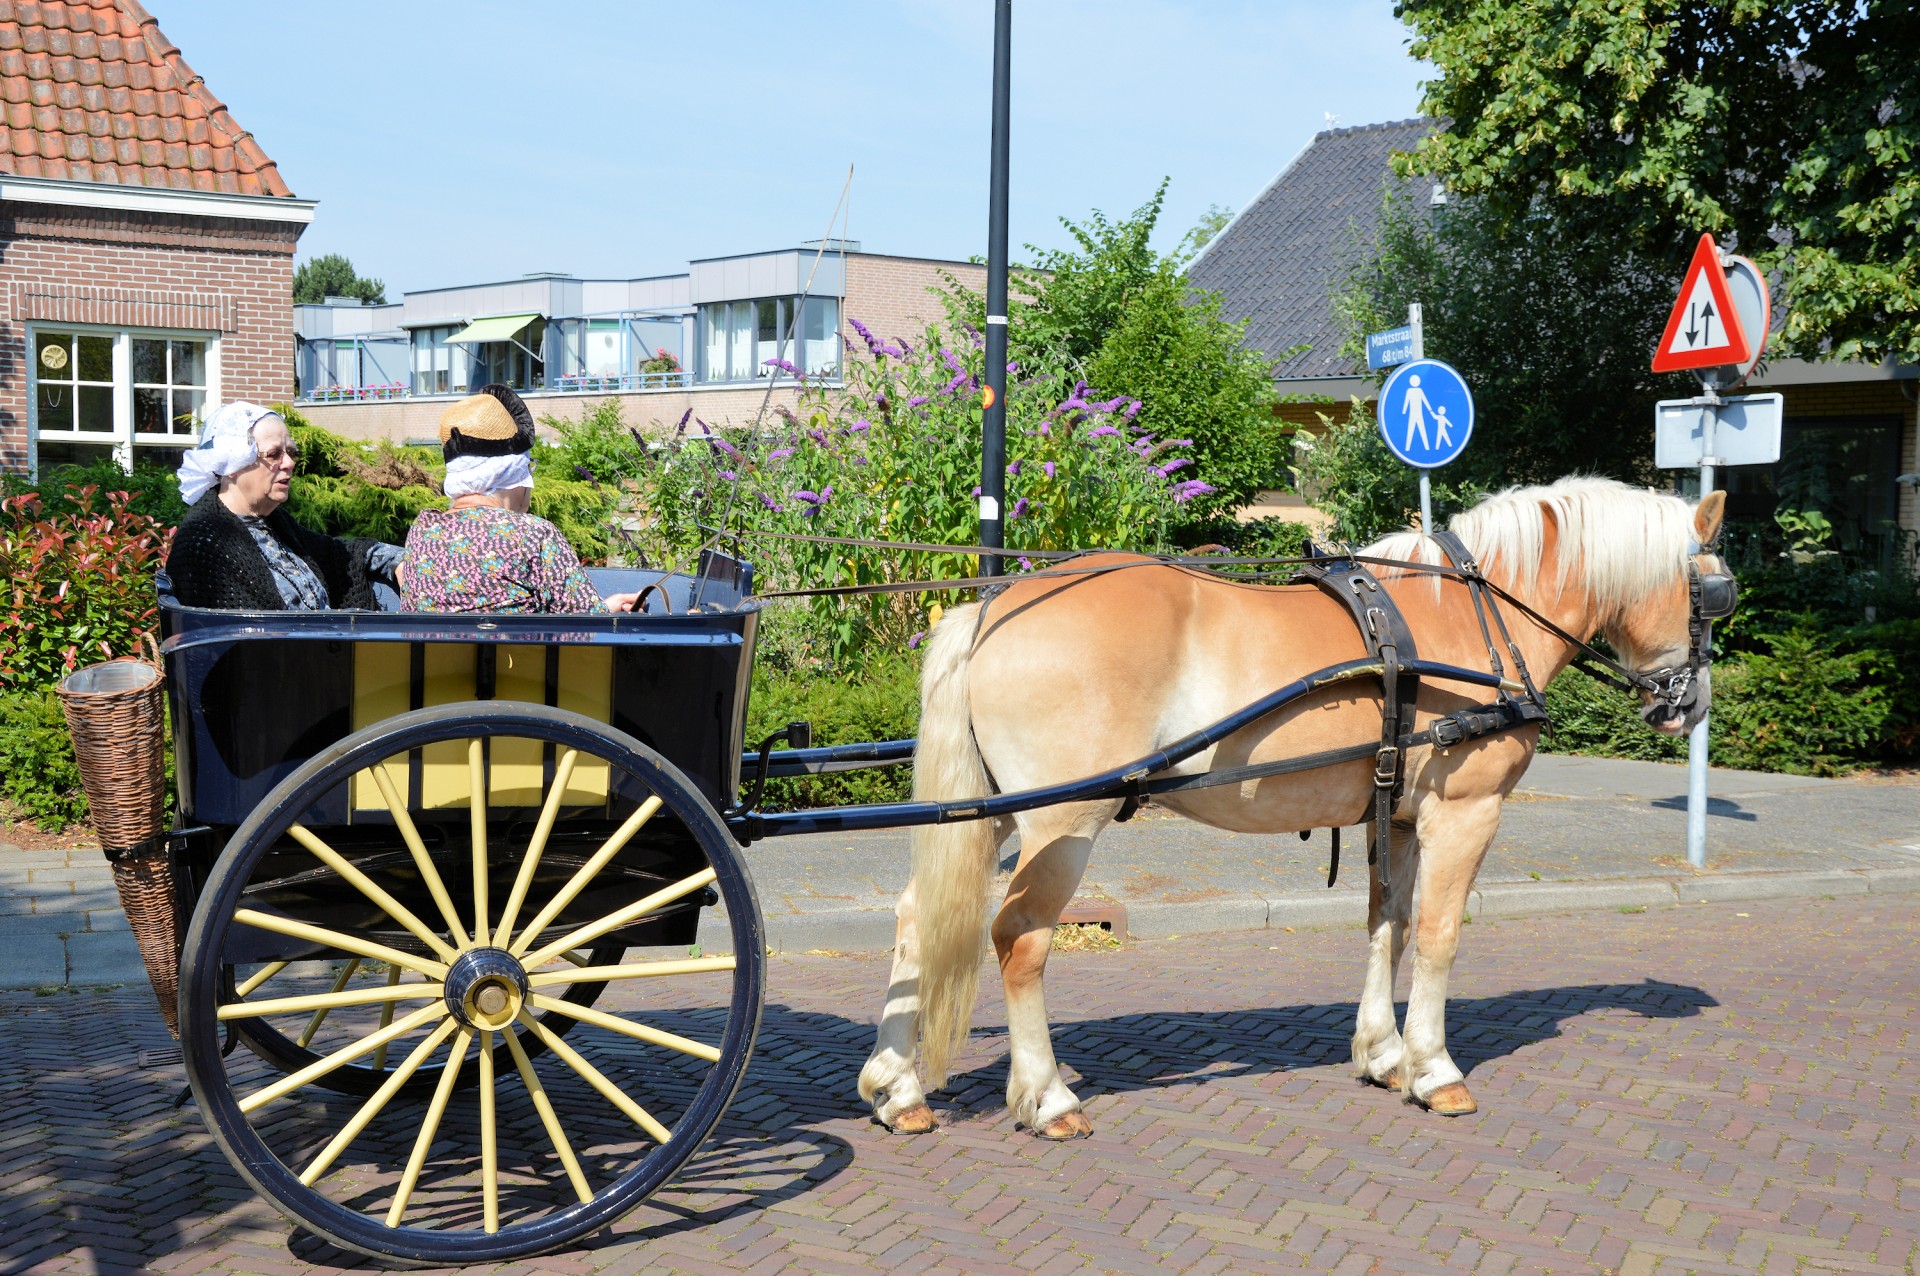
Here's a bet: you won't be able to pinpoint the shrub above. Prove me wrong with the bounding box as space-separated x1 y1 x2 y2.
1291 401 1484 543
539 399 649 488
630 320 1207 665
0 486 173 692
1711 625 1892 776
745 649 919 809
0 685 87 829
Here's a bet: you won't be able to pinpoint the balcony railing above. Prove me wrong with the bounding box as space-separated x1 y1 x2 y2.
294 371 696 404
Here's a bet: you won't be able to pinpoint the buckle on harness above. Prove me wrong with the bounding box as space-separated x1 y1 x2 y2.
1430 714 1468 749
1373 745 1400 786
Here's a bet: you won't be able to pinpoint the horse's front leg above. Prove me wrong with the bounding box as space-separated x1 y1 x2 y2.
1352 816 1418 1089
1402 792 1504 1114
992 806 1106 1139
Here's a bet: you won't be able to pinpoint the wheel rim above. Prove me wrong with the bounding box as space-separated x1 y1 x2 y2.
180 704 765 1263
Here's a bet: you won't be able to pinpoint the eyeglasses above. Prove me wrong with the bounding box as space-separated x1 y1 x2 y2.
256 445 302 467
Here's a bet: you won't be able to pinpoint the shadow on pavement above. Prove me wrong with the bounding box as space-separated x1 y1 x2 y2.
1649 795 1758 821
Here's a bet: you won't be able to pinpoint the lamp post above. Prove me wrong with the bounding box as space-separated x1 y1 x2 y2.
979 0 1012 575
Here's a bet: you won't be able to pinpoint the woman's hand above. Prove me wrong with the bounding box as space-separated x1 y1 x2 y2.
604 591 641 613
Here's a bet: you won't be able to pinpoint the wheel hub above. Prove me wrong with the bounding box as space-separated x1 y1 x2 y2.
442 947 530 1030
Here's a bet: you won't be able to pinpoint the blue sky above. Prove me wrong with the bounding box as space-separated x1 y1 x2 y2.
157 1 1425 295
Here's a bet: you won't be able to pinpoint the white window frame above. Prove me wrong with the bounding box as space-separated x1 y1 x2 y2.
26 321 222 478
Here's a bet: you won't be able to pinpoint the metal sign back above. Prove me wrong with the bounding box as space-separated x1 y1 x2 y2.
1693 255 1771 391
1654 392 1783 468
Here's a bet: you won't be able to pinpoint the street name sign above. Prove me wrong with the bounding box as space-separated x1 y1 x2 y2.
1652 234 1753 374
1366 325 1416 370
1654 393 1783 469
1378 358 1473 468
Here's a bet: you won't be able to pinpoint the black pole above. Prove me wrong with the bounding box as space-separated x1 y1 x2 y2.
979 0 1011 576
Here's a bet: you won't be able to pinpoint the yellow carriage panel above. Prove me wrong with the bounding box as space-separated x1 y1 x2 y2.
349 642 413 811
555 645 613 804
487 645 547 806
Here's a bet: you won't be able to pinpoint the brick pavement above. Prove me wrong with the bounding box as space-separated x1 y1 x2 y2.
1 893 1916 1274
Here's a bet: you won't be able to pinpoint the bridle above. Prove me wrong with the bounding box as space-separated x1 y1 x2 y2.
1619 548 1738 723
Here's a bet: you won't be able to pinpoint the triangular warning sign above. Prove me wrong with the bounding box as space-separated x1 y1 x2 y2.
1652 233 1751 373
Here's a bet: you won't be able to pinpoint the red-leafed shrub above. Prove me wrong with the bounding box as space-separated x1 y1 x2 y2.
0 485 174 693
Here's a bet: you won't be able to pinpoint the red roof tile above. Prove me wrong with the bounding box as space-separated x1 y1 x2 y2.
0 0 291 197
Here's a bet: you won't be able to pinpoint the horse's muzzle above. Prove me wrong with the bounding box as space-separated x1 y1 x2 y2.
1639 665 1709 735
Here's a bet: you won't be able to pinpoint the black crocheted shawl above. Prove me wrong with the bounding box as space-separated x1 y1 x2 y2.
166 494 380 611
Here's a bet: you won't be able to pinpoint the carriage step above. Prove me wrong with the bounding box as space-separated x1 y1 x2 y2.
1058 899 1128 938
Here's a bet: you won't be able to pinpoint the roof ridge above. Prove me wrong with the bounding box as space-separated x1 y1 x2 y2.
112 0 291 197
1313 116 1435 143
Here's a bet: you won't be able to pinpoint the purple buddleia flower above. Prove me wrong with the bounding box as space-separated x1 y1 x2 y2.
770 447 794 460
763 357 804 378
1007 361 1020 375
718 469 736 481
1018 556 1034 571
907 395 930 407
1007 459 1022 476
850 419 872 433
675 409 692 434
908 630 926 650
1155 458 1193 476
896 336 914 358
1010 497 1029 520
707 434 743 460
1123 399 1143 419
971 485 982 496
1056 395 1092 415
1043 461 1056 479
758 492 784 512
1088 424 1121 440
849 316 882 355
1170 479 1217 504
792 489 821 504
877 340 905 359
943 371 970 395
1150 438 1195 456
808 428 827 443
851 455 869 467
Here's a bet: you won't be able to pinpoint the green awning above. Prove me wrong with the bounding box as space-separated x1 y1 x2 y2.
444 313 540 344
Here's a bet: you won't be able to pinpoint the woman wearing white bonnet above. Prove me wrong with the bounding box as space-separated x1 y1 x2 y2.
165 401 400 610
399 385 636 613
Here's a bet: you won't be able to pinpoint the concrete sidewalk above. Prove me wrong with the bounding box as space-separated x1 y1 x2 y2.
3 754 1915 988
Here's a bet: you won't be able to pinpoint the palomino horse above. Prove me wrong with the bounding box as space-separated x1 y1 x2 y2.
859 476 1729 1137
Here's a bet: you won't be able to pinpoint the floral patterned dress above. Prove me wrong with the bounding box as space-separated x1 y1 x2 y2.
399 506 606 613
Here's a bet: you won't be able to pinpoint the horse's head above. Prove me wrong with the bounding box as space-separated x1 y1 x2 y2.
1602 491 1737 735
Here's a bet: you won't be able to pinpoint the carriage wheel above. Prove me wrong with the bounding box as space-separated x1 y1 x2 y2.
180 703 765 1264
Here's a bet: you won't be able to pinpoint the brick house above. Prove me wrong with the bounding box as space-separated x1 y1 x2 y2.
1191 118 1920 551
0 0 312 476
291 244 985 445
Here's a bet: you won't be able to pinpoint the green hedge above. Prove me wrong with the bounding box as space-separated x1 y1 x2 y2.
744 651 920 809
0 686 88 829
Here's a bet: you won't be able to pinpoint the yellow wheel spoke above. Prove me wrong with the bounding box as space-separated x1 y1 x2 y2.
222 976 440 1021
507 796 663 956
287 824 458 963
371 761 470 947
520 866 715 969
479 1028 499 1235
527 993 721 1063
517 1010 673 1143
234 910 448 980
299 1018 462 1186
296 958 361 1048
556 949 592 968
235 961 289 997
240 1002 447 1114
372 963 403 1072
469 739 490 947
528 955 735 987
387 1026 473 1229
493 748 579 946
501 1017 593 1203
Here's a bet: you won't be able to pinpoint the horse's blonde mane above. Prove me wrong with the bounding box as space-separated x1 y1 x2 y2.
1365 476 1697 614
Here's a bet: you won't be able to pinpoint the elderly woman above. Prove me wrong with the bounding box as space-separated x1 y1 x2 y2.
399 385 636 613
167 402 400 610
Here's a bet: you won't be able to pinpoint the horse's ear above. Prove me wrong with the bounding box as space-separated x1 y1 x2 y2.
1693 490 1727 545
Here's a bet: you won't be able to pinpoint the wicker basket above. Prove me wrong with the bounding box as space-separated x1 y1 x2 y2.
56 648 178 1036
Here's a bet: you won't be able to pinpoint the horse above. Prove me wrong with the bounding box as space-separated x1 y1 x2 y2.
857 476 1730 1138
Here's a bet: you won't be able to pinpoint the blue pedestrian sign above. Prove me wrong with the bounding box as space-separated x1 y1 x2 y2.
1378 358 1473 469
1366 325 1416 371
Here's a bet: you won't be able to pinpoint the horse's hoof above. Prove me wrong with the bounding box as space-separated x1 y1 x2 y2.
1361 1068 1404 1091
1034 1110 1094 1140
884 1103 939 1134
1419 1082 1478 1116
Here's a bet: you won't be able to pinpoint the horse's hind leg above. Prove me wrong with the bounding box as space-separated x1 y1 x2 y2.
858 878 939 1132
1402 793 1504 1114
993 802 1109 1139
1352 817 1418 1089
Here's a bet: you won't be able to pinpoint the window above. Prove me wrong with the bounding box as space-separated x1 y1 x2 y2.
411 326 470 395
698 296 838 382
30 327 215 475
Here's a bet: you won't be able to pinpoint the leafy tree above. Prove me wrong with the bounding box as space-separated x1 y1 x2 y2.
940 181 1288 519
1175 202 1235 266
1396 0 1920 362
1333 187 1695 491
293 253 386 305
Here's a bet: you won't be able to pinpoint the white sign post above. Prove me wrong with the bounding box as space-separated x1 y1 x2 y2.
1650 234 1779 868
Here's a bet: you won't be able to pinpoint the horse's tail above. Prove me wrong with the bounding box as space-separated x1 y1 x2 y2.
909 601 997 1090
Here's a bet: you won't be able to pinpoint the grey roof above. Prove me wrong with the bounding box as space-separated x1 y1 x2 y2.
1189 118 1436 381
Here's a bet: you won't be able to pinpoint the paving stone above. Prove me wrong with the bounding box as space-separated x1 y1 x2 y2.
63 928 148 986
1126 896 1267 939
1683 871 1871 903
1471 878 1680 918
